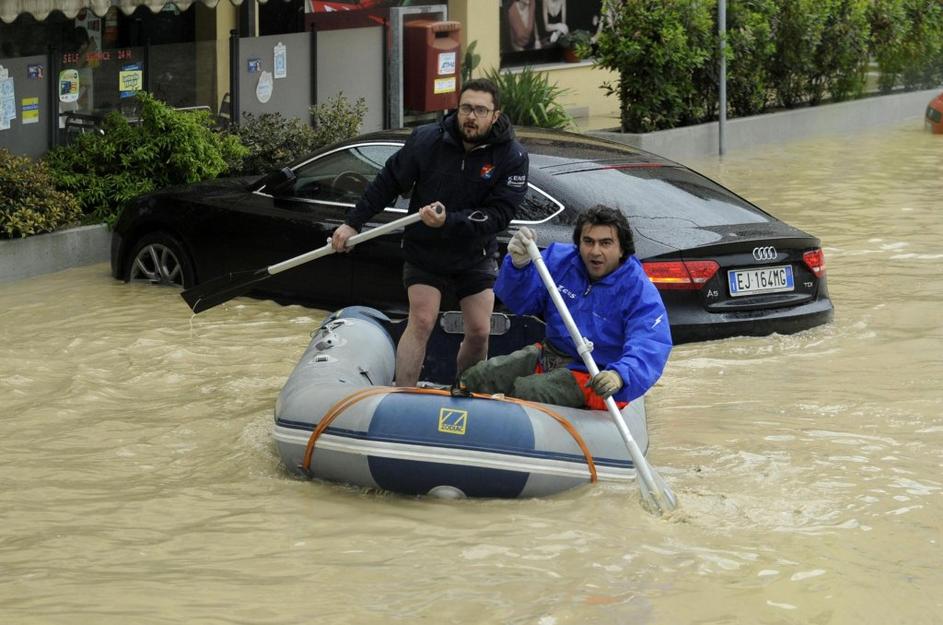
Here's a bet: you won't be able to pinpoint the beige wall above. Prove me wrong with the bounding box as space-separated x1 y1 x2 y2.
193 1 618 128
449 0 501 79
449 1 619 129
195 2 239 115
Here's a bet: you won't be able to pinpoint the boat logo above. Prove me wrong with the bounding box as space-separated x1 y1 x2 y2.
438 408 468 435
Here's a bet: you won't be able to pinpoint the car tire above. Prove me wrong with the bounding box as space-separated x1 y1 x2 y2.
125 232 195 288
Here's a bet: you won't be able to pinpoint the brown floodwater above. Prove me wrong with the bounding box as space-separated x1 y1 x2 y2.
1 120 941 625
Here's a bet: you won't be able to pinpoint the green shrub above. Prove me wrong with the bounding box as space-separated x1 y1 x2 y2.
870 0 943 92
462 40 481 82
809 0 871 104
485 66 573 129
593 0 713 132
686 3 722 124
229 113 318 176
228 93 367 176
725 0 778 117
0 149 81 239
869 0 907 92
769 0 828 108
309 93 368 148
44 91 247 226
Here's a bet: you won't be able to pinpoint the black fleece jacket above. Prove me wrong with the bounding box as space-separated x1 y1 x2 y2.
345 112 529 272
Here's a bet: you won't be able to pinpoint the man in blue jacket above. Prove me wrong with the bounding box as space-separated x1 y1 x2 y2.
331 79 529 387
460 205 672 409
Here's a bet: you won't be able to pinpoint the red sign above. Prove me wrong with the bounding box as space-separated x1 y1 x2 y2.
309 0 382 12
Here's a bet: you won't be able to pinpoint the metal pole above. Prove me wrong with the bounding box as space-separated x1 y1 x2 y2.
48 44 59 149
718 0 727 156
229 29 240 128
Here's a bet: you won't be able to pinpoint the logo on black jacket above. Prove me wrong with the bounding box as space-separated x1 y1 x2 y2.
480 164 495 180
507 174 526 188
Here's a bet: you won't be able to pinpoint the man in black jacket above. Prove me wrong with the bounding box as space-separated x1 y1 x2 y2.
331 79 529 386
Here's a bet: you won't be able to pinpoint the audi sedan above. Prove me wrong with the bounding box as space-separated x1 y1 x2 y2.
110 127 833 343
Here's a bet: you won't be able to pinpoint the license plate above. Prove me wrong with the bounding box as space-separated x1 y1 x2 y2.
441 311 510 335
727 265 794 297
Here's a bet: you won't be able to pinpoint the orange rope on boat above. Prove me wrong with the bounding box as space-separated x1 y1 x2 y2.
300 386 597 482
510 397 598 482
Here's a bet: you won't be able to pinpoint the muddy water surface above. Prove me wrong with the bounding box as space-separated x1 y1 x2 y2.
1 120 941 624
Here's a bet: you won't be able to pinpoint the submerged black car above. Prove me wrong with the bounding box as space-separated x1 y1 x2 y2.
111 127 833 343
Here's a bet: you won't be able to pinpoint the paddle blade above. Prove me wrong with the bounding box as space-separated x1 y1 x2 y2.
180 267 272 313
638 465 678 515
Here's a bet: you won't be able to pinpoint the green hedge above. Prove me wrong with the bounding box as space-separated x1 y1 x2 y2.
594 0 713 133
594 0 943 132
228 93 367 176
0 149 81 239
43 91 247 226
870 0 943 93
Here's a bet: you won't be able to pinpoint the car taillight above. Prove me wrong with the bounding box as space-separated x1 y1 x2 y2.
803 248 826 277
643 260 719 290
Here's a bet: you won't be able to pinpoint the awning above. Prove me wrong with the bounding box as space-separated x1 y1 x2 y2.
0 0 264 23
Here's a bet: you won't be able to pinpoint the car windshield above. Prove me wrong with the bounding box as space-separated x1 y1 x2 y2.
555 164 771 228
290 144 399 203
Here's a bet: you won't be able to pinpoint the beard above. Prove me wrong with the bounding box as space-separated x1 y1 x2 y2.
458 119 491 145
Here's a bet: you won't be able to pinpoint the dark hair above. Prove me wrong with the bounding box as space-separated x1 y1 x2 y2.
461 78 500 111
572 204 635 261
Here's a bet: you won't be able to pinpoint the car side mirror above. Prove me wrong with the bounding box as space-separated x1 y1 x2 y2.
255 167 297 195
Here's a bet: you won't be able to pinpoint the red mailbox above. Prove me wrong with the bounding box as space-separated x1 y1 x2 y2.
403 20 462 112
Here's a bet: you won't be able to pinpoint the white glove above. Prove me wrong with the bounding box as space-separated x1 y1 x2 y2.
507 227 536 269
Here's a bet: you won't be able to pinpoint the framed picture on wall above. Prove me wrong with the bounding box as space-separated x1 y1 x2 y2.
499 0 604 67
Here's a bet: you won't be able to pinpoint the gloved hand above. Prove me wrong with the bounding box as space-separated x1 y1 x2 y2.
507 226 536 269
588 370 623 399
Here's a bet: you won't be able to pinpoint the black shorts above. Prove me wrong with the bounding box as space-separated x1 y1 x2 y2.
403 257 499 301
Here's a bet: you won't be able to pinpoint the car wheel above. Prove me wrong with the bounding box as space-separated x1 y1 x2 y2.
126 233 195 288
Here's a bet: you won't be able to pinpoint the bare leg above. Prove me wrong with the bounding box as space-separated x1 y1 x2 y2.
395 284 442 386
456 288 495 376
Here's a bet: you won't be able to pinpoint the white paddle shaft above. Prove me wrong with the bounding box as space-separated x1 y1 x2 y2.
524 239 673 513
268 212 422 276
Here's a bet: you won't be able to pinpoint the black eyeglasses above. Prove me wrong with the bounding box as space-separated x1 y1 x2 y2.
458 104 494 117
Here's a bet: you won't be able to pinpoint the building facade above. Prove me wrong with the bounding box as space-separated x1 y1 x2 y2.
0 0 618 157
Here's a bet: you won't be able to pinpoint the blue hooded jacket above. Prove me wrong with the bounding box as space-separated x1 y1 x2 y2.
495 242 672 402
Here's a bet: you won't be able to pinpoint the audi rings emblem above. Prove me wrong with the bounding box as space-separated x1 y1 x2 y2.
752 246 778 262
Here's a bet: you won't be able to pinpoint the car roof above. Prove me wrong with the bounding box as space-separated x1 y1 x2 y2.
350 126 679 173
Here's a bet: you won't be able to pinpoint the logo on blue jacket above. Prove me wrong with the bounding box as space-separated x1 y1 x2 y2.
479 164 495 180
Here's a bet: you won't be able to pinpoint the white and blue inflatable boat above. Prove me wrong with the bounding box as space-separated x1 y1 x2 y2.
273 307 652 498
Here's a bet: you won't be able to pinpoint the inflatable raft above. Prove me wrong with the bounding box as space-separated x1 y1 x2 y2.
273 307 652 498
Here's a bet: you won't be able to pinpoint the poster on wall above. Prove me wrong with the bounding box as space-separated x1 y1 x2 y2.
274 43 287 79
119 63 143 98
499 0 604 66
1 70 17 130
256 71 274 103
59 69 80 103
21 97 39 124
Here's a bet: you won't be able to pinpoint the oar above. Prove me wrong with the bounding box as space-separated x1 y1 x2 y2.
524 238 678 515
181 212 421 314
